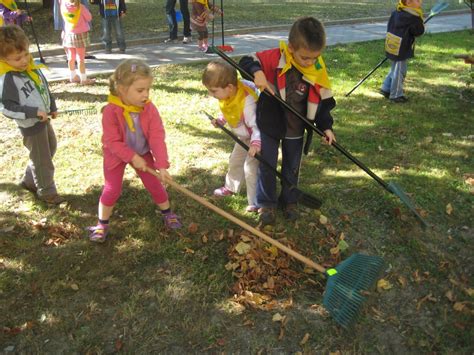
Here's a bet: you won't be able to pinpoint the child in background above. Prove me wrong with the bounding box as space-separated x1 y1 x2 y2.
239 17 336 226
0 0 30 27
380 0 424 103
88 59 181 243
0 25 63 205
59 0 95 84
190 0 220 52
97 0 127 53
202 60 260 213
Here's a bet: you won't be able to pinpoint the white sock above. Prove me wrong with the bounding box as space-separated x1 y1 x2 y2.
80 73 87 82
70 70 77 81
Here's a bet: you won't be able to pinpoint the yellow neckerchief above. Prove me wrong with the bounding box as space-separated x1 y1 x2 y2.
0 55 45 87
194 0 209 8
279 41 331 89
0 16 4 26
219 81 258 128
107 94 149 132
396 1 423 19
61 1 81 30
0 0 18 11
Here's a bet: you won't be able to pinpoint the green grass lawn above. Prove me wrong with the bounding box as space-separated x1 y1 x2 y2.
0 30 473 352
20 0 467 50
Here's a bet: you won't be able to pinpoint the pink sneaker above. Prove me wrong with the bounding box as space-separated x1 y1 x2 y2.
213 186 233 197
87 224 109 243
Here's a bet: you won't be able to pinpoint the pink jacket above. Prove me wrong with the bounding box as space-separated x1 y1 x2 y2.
101 102 170 171
60 1 92 34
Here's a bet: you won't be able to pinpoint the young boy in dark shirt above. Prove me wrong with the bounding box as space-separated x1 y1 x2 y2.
381 0 424 103
239 16 336 226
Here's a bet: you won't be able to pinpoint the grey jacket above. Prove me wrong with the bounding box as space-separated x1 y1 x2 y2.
0 70 57 136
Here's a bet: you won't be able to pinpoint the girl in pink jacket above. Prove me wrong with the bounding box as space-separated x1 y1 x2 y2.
88 59 181 243
59 0 94 84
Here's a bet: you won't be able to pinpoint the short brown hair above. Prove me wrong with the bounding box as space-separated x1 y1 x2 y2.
109 59 153 95
288 17 326 52
0 25 29 59
202 60 238 88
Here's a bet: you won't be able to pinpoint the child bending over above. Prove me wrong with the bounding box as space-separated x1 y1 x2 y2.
88 59 181 243
0 25 63 204
190 0 220 52
239 16 336 226
202 60 261 213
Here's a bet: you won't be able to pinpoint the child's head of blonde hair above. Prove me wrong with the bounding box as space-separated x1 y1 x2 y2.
202 60 238 89
288 16 326 52
109 59 153 96
0 25 29 60
67 0 81 6
402 0 422 7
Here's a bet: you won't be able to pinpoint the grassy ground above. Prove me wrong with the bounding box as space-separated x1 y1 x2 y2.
1 30 473 353
18 0 467 50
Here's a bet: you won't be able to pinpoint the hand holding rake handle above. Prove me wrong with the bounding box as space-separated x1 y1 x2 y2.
146 166 384 328
345 1 449 97
211 46 428 226
202 111 322 209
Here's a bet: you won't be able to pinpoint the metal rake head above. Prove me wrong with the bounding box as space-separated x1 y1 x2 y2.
62 108 97 116
323 253 384 328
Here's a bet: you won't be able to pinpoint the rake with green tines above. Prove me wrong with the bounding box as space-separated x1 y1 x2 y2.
146 167 384 328
59 107 98 116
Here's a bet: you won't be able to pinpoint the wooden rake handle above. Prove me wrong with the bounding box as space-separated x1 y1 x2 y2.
146 167 327 274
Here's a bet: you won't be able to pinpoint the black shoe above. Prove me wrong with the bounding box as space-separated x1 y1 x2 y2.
19 181 37 194
284 204 299 221
390 96 408 103
259 207 276 226
379 89 390 99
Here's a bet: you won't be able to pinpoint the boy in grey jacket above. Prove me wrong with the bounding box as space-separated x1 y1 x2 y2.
0 25 63 204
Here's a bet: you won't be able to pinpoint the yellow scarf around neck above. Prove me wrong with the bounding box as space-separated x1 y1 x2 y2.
0 56 45 87
108 94 148 132
0 0 18 11
279 41 331 89
396 1 423 19
0 16 4 26
219 81 258 128
61 1 81 30
194 0 209 8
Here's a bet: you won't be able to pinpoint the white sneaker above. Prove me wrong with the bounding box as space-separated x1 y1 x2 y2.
183 36 192 44
164 38 178 44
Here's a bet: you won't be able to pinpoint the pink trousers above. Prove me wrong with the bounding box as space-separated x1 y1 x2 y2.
99 152 169 207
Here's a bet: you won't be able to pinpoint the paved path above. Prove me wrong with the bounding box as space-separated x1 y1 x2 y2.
40 13 471 82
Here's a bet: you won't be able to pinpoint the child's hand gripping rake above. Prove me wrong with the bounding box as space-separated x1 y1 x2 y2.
203 111 322 209
345 1 449 97
211 46 429 227
146 167 384 328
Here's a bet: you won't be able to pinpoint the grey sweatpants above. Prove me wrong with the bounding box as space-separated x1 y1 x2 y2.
22 122 58 197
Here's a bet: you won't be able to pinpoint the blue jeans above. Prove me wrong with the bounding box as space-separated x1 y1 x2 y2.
165 0 191 40
382 59 408 99
256 132 304 209
101 17 126 51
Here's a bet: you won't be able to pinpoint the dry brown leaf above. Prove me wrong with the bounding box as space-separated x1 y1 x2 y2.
70 283 79 291
300 333 310 346
398 276 408 288
201 235 208 243
184 247 195 254
187 223 199 234
464 288 474 297
445 290 455 302
235 242 251 255
416 293 437 310
319 215 328 225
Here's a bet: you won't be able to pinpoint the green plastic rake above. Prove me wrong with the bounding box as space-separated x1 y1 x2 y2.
146 167 384 328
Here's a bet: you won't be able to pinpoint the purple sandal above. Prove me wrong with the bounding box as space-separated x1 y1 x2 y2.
87 224 109 243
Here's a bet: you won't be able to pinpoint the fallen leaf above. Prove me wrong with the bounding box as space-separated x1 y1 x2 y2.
445 290 455 302
184 248 195 254
329 246 339 255
398 276 407 288
300 333 310 346
423 136 433 144
319 215 328 225
188 223 199 234
201 235 208 243
416 293 437 310
235 242 251 255
337 239 349 252
446 203 453 215
377 279 393 292
115 338 124 351
464 288 474 297
272 313 284 322
216 338 225 346
70 283 79 291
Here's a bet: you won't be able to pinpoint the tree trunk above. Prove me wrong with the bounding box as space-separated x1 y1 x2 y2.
43 0 54 9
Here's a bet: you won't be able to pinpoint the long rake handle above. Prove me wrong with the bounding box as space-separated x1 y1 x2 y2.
212 47 392 192
146 167 327 274
23 0 45 64
203 112 299 190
